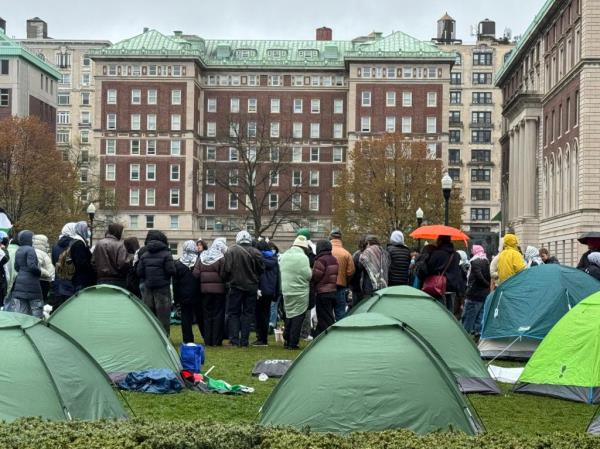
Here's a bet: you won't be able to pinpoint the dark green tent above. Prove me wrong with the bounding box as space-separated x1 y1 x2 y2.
0 312 127 422
350 286 498 394
260 313 483 435
48 285 181 375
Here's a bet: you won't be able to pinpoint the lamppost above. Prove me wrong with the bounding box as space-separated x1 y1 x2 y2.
442 173 453 226
416 207 424 251
87 203 96 246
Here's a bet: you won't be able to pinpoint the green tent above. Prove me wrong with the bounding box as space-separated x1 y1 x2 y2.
48 285 181 375
479 264 600 359
515 291 600 403
0 312 127 422
259 313 484 435
350 286 498 394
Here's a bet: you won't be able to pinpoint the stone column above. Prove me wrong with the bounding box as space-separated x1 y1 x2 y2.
508 129 516 222
514 125 521 219
518 121 527 218
525 118 538 217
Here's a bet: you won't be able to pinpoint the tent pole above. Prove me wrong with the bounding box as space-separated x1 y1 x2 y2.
486 336 522 368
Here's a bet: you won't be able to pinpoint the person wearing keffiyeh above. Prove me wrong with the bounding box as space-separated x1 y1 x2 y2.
358 235 390 297
461 245 490 337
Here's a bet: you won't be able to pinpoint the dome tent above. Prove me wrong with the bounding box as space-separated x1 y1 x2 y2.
349 286 498 394
259 313 484 435
516 291 600 403
479 264 600 359
48 285 181 376
0 312 127 422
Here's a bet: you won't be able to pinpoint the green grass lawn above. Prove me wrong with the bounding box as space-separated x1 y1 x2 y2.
121 325 595 435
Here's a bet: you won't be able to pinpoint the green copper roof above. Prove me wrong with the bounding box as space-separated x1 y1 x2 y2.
0 29 61 78
90 29 455 68
495 0 556 84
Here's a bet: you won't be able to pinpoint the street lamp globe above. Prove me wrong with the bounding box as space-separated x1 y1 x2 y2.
441 173 453 191
86 203 96 216
416 207 424 220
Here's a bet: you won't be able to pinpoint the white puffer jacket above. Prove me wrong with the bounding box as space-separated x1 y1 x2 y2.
33 234 55 282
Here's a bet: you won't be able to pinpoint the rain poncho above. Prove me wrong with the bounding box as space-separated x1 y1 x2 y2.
497 234 526 284
280 246 312 319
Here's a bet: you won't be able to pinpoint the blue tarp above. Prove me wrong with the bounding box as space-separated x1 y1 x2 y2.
118 369 183 394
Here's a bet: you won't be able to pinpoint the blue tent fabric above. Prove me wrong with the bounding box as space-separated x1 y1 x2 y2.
481 265 600 341
118 369 183 394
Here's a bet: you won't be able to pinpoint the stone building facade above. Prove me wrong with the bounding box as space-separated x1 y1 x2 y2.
496 0 600 265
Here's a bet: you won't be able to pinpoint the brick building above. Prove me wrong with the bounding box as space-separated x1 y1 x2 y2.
89 27 455 251
0 21 59 129
19 18 111 195
496 0 600 265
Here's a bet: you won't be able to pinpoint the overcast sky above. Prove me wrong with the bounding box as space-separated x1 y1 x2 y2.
4 0 545 44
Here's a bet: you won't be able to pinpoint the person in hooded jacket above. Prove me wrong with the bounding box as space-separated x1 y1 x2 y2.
253 240 281 346
423 235 465 312
51 221 95 309
311 240 339 335
92 223 131 288
585 253 600 282
8 231 43 317
0 231 9 305
387 230 411 286
358 235 391 297
32 234 54 303
223 231 264 347
497 234 526 285
462 245 490 337
136 230 176 336
173 240 201 343
124 237 141 298
194 238 228 346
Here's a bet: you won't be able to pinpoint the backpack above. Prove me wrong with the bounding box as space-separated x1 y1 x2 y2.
56 242 76 281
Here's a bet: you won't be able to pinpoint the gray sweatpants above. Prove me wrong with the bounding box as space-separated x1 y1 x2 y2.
142 287 172 336
5 297 43 318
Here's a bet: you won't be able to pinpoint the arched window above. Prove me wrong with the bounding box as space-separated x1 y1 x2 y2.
549 156 555 217
572 141 579 210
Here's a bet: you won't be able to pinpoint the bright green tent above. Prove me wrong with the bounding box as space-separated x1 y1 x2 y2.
260 313 484 435
350 286 498 394
0 312 127 422
516 291 600 403
48 285 181 375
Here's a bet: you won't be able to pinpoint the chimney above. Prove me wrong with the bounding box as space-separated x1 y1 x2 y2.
0 18 6 34
316 27 332 41
26 17 48 39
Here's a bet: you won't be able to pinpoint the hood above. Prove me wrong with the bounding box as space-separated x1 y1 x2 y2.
390 230 405 245
146 240 169 253
32 234 49 252
316 240 332 255
180 240 199 267
503 233 519 250
18 230 34 247
588 252 600 267
145 230 168 246
236 230 252 245
525 246 540 260
107 223 124 240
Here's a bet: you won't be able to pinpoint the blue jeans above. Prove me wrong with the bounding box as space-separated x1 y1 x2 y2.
461 299 484 335
334 287 347 322
269 298 279 328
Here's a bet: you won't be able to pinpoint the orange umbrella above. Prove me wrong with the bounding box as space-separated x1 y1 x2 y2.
410 225 470 242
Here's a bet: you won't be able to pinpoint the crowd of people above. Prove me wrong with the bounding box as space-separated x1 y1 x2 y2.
1 222 600 348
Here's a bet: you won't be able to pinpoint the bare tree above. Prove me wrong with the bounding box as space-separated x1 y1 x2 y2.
204 113 312 238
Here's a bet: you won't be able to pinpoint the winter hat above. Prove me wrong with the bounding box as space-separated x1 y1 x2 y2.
471 245 486 258
108 223 124 240
297 228 311 240
329 228 342 239
236 230 252 245
293 235 309 249
390 230 405 245
588 252 600 266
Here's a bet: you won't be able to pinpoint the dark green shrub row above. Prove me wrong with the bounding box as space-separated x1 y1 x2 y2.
0 419 599 449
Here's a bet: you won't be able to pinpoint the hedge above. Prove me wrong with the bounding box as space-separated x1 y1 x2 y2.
1 419 600 449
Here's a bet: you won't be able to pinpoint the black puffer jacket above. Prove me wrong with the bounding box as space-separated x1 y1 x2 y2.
137 231 176 289
387 243 411 286
425 243 466 295
13 231 42 300
466 258 491 301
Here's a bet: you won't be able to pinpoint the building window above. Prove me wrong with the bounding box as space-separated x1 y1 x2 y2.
450 73 462 85
171 114 181 131
57 111 70 124
129 163 140 181
59 73 71 86
145 215 155 229
310 123 320 139
131 114 141 130
309 194 319 211
57 93 70 105
205 192 215 210
204 168 216 185
402 91 412 107
105 139 116 155
426 117 437 134
309 170 320 186
270 98 280 114
268 75 282 86
311 75 320 86
269 194 279 210
449 130 461 143
207 98 217 112
172 89 182 105
81 92 90 105
130 140 140 155
230 97 240 113
472 73 493 85
229 122 239 137
334 99 344 114
333 123 343 138
0 59 9 75
473 52 493 66
55 52 72 68
449 111 461 125
147 114 157 131
145 188 156 206
472 111 492 124
170 215 179 230
107 113 116 130
385 117 396 133
450 91 462 104
129 188 140 206
229 147 239 161
80 131 90 144
386 91 396 107
292 146 302 162
471 130 491 143
129 215 139 229
105 163 116 181
448 168 460 181
472 92 493 104
361 91 371 107
270 170 279 186
80 111 91 125
228 193 238 210
270 147 279 162
310 147 320 162
206 122 216 137
470 208 491 221
292 170 302 187
171 140 181 156
332 170 341 187
427 92 438 107
310 99 321 114
471 169 491 182
247 98 257 113
229 169 239 186
361 116 371 133
449 149 461 164
57 130 70 144
170 189 180 206
146 164 156 181
169 164 180 181
107 89 117 104
401 117 412 134
205 146 216 161
291 193 301 211
293 122 303 139
471 149 491 162
293 98 303 114
131 89 141 105
266 121 279 138
471 189 491 201
333 147 343 162
247 121 257 138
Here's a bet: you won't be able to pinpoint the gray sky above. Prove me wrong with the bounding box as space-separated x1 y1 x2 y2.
4 0 545 44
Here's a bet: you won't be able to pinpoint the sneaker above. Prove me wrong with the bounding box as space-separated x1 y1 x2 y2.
251 340 268 347
303 335 314 342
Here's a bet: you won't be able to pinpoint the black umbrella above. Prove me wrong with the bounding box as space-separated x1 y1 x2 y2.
578 232 600 244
